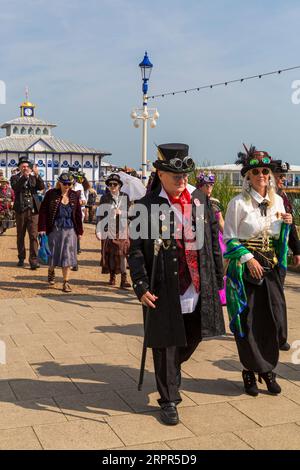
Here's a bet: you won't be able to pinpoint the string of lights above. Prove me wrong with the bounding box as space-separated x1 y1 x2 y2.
148 65 300 100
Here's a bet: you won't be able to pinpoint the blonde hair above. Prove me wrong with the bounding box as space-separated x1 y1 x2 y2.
242 169 276 207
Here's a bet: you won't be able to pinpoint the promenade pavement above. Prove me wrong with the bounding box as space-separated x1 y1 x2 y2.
0 226 300 450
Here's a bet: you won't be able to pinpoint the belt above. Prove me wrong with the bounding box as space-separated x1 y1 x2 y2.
240 237 275 252
240 238 278 268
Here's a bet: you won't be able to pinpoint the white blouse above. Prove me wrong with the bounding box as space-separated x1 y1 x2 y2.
223 188 285 263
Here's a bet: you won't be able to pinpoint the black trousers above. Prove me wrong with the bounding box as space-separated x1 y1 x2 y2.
152 307 202 406
15 210 39 265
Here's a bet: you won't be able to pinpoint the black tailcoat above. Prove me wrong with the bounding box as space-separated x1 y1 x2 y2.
128 185 225 348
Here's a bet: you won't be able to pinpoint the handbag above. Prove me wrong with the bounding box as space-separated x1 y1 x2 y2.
38 234 51 264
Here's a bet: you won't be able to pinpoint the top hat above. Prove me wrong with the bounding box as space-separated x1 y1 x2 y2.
58 172 74 184
236 145 274 177
18 155 31 166
197 172 215 186
105 173 123 187
271 159 290 174
153 143 195 173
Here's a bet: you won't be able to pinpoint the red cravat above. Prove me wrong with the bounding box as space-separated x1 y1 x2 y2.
168 190 200 294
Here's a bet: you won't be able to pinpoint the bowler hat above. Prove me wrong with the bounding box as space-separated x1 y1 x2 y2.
105 173 123 187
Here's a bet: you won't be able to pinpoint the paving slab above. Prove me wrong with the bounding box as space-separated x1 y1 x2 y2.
166 432 252 450
0 397 67 430
55 390 132 420
230 396 300 427
0 427 43 450
9 375 80 401
33 420 123 450
106 413 194 446
236 423 300 450
178 402 259 436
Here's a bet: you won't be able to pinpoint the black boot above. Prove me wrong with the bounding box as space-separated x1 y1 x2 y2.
280 342 290 351
242 370 259 397
258 371 281 394
160 402 179 426
120 273 131 289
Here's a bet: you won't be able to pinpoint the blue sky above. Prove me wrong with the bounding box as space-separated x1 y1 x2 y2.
0 0 300 167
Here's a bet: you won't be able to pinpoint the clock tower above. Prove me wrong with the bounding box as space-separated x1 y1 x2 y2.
20 100 35 117
20 87 35 117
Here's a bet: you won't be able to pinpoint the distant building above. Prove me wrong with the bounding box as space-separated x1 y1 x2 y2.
200 164 300 191
0 98 112 184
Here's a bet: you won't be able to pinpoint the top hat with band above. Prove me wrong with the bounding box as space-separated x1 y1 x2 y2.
236 145 274 177
18 155 31 166
58 172 74 184
153 143 195 173
271 159 290 174
105 173 123 187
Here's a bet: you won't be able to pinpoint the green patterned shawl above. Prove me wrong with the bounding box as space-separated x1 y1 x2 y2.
224 223 290 338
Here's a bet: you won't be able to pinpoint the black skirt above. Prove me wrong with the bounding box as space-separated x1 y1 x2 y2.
235 266 287 373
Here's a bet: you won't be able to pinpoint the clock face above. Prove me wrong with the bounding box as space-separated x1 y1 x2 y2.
24 107 33 117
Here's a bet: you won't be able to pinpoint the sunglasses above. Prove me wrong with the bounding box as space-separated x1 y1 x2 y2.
61 182 72 186
251 168 270 176
108 182 119 187
277 174 286 180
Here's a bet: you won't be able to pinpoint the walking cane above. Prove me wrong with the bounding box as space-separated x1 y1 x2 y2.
138 238 163 391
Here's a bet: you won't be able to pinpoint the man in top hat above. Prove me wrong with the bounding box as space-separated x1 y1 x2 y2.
128 143 225 425
272 160 300 351
272 160 300 270
10 155 45 268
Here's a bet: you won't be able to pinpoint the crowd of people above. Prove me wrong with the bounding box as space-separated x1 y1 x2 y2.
0 146 299 426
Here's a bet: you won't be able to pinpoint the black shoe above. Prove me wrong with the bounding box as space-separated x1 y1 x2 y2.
242 370 259 397
30 263 40 270
71 265 78 271
280 342 290 351
160 402 179 426
17 260 24 267
258 371 281 394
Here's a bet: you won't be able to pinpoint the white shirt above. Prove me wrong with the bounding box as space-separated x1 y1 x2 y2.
159 186 199 314
223 189 285 263
74 182 86 221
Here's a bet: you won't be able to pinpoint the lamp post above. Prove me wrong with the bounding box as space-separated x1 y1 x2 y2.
131 52 159 186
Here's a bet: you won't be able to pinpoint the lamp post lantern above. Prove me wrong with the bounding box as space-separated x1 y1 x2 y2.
131 52 159 185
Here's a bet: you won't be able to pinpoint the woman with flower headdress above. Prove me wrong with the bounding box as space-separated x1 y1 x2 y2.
197 172 226 306
223 145 292 396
